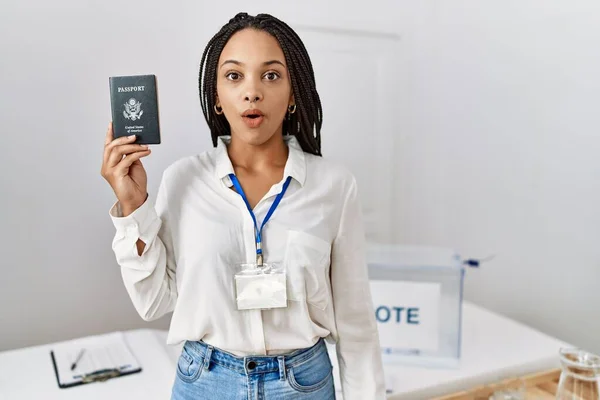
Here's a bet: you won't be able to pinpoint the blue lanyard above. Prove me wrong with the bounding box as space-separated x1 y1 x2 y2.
229 174 292 266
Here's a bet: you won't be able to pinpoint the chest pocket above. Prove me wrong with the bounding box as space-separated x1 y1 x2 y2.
284 230 332 310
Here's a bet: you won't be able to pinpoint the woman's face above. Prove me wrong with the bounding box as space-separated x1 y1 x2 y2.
216 28 293 146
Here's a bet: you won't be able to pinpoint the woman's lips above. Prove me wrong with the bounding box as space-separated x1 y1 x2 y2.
241 109 265 128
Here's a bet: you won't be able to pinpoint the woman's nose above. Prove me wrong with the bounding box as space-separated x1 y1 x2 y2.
244 93 262 103
244 80 263 103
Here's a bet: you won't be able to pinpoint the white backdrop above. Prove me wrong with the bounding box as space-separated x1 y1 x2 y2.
1 0 598 355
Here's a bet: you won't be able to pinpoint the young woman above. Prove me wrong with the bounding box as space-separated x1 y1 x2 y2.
101 12 385 400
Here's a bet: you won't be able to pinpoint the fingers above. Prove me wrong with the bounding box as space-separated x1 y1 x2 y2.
104 130 136 166
104 122 113 146
101 122 154 181
107 143 149 168
104 131 147 166
114 150 152 175
103 123 116 166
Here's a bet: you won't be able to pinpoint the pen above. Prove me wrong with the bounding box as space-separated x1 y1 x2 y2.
71 348 86 370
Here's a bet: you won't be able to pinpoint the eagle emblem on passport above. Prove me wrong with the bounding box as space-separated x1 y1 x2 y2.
123 98 143 121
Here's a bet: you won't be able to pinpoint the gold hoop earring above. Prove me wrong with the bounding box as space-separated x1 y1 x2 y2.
287 104 296 114
214 105 223 115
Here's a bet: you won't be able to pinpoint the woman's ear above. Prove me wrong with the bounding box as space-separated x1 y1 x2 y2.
214 96 224 115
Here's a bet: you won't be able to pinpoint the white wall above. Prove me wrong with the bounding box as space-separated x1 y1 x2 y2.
1 0 598 356
392 1 600 354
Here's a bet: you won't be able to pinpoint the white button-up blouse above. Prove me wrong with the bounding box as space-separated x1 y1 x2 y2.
108 135 385 399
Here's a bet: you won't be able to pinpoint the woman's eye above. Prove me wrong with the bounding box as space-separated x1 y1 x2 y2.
226 72 241 81
264 72 280 81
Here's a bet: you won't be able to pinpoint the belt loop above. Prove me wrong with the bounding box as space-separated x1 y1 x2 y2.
203 345 213 371
277 356 286 381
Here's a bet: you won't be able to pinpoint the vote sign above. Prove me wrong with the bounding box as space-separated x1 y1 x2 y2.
370 280 441 353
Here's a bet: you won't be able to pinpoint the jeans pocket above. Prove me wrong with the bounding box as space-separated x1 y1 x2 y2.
287 361 333 393
284 231 331 310
176 344 203 383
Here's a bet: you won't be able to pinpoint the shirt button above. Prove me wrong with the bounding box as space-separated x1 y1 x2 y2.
247 361 256 370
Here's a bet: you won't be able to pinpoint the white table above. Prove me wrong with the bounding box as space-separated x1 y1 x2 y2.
0 301 569 400
0 329 177 400
371 301 570 399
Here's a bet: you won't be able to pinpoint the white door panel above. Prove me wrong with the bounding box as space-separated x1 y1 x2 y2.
294 25 401 243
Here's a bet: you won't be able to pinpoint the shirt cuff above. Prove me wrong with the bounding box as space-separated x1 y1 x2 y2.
109 196 159 243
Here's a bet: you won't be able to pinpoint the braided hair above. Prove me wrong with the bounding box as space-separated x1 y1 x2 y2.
199 12 323 156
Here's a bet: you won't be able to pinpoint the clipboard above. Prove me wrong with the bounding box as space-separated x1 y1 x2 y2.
49 331 142 389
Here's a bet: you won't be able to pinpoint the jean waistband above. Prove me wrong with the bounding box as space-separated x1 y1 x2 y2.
183 338 327 376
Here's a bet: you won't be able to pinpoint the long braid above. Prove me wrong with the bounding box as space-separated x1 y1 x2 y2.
261 18 322 155
198 12 323 156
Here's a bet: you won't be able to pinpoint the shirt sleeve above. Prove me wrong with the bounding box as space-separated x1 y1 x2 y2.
108 172 177 321
331 176 386 400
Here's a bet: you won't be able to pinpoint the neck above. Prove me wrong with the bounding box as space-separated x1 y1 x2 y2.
227 133 288 173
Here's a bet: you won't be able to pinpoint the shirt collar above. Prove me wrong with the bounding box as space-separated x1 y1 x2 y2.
214 135 306 187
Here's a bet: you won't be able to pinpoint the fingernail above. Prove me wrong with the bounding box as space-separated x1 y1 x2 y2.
141 144 148 148
128 134 136 138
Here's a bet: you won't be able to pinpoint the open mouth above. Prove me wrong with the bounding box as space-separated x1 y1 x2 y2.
242 109 264 118
241 109 265 128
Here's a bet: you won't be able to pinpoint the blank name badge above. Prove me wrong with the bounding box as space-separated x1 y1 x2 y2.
235 272 287 311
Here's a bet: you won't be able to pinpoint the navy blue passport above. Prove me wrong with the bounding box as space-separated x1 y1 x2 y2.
109 74 161 144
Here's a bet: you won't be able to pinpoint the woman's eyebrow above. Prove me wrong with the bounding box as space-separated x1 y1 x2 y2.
263 60 286 68
219 59 286 69
220 59 243 69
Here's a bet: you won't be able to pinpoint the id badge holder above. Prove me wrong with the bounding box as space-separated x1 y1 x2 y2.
235 263 287 310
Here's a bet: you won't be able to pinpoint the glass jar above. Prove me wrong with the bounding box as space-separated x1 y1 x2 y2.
556 348 600 400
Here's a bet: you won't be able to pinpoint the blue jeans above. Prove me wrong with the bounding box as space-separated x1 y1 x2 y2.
171 337 336 399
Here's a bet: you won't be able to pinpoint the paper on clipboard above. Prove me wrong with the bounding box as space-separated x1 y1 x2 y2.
50 331 141 387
